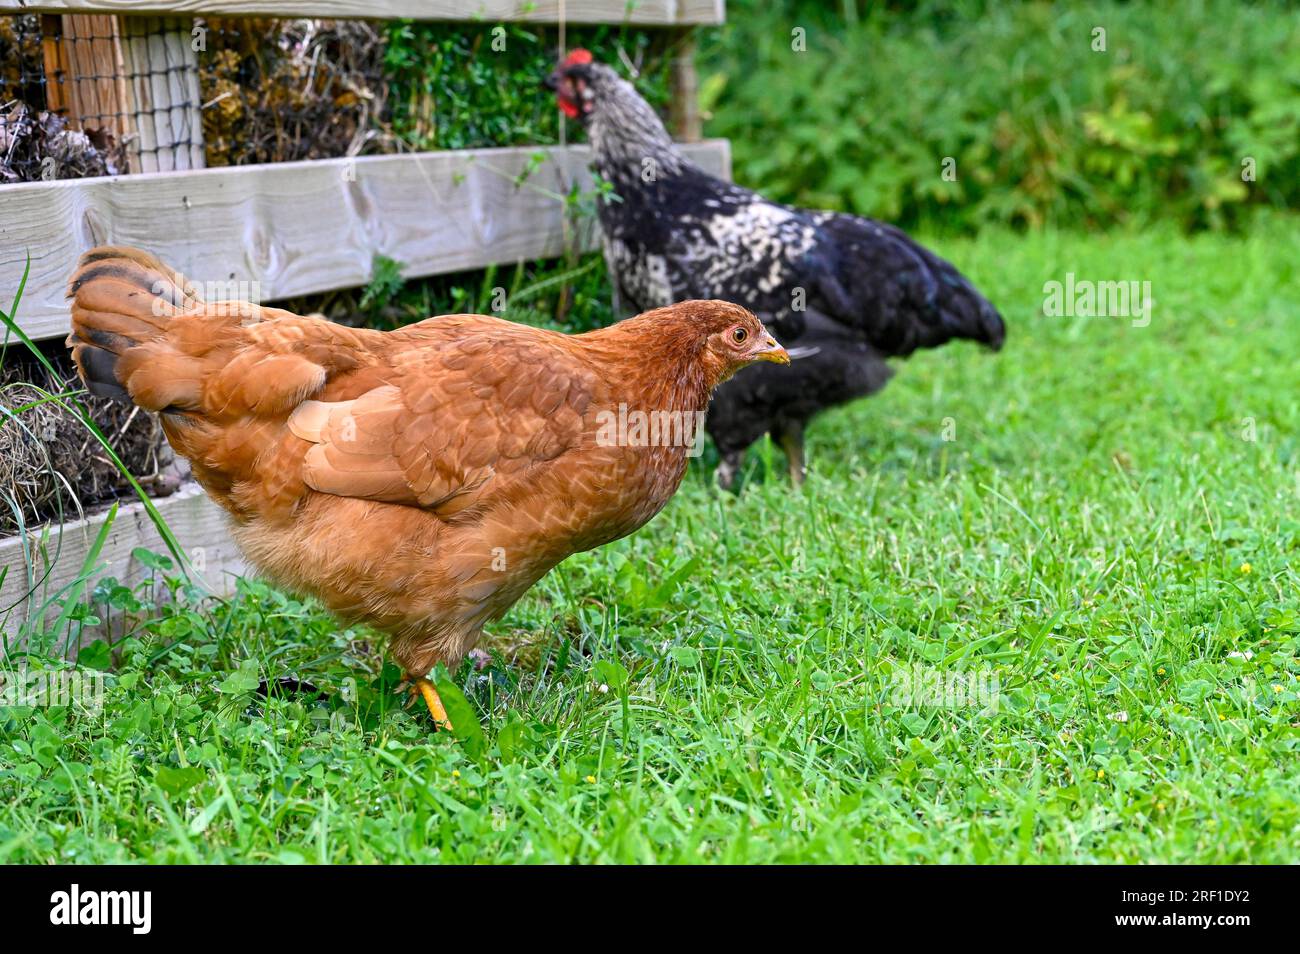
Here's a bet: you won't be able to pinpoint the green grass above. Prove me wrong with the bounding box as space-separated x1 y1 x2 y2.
2 221 1298 863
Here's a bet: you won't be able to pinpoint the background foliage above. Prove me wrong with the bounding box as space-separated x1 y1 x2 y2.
699 0 1300 233
383 22 674 150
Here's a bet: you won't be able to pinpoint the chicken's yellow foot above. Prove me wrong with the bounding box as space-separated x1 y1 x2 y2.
409 677 454 731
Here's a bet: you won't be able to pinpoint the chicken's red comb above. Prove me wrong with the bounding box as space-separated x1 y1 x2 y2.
562 48 593 67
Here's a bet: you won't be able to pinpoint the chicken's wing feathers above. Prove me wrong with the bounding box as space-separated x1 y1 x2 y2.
290 337 595 515
285 399 332 443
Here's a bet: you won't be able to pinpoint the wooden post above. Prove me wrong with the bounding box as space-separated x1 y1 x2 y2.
668 28 702 143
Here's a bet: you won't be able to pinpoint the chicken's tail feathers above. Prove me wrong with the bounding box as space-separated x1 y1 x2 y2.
872 222 1006 355
887 222 1006 354
934 267 1006 353
822 217 1006 356
66 246 244 413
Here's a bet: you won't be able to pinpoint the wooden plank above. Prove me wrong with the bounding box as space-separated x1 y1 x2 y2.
118 15 205 172
118 18 158 171
0 481 246 639
55 13 137 170
39 14 71 115
0 139 730 341
1 1 726 24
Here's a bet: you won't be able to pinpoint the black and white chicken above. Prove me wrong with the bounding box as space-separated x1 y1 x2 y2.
546 50 1005 487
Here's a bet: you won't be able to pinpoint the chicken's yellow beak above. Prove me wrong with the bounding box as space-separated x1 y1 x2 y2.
752 335 790 365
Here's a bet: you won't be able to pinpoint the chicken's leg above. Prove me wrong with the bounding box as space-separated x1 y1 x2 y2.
776 422 807 486
409 676 454 731
715 449 744 491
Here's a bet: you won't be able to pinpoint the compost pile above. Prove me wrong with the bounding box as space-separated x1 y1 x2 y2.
0 103 126 183
200 17 392 165
0 352 181 537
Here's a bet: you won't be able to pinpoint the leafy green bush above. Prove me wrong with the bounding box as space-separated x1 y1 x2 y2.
383 21 674 150
699 0 1300 232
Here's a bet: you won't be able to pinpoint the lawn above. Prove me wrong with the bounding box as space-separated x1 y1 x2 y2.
2 221 1298 863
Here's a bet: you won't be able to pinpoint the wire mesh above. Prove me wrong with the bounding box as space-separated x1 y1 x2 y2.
1 12 205 181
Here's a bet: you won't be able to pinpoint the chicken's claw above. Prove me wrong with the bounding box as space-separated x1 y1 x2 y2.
409 677 454 731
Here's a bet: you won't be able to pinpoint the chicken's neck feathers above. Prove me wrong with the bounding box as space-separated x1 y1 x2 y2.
587 69 684 177
580 330 711 414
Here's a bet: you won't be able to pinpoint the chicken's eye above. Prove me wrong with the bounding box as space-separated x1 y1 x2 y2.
732 327 748 344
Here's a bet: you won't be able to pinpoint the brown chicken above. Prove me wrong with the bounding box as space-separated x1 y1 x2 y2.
66 247 788 727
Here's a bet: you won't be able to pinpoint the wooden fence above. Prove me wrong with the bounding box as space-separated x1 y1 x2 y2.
0 0 729 635
1 2 725 25
4 143 730 341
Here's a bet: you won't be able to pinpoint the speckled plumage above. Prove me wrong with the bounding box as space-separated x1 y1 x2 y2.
66 247 784 674
551 55 1005 485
